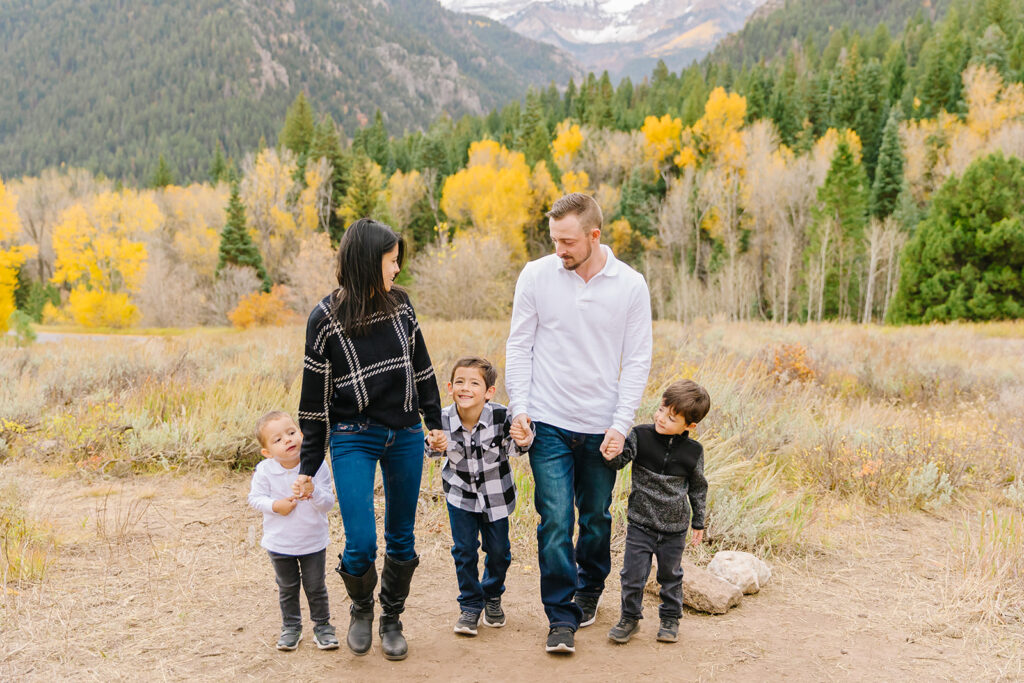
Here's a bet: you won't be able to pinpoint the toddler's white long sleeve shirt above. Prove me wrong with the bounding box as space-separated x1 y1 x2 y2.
248 459 335 556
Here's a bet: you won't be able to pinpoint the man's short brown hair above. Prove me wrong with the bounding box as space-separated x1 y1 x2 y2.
546 192 603 234
661 380 711 425
255 410 292 447
450 356 497 388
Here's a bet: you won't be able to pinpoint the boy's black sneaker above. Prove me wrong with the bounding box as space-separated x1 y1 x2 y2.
545 626 575 654
482 597 506 627
276 627 302 651
574 594 600 627
657 617 679 642
608 617 640 643
454 610 480 636
313 623 339 650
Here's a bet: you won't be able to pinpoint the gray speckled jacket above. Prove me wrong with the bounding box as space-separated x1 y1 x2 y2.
604 424 707 535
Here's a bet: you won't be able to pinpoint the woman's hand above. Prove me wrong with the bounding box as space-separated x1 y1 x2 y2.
292 474 314 500
427 430 448 452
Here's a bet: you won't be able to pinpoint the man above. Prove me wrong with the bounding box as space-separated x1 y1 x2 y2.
505 192 653 654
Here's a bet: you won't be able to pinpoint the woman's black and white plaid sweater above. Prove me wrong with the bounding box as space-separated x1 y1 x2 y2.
298 290 443 477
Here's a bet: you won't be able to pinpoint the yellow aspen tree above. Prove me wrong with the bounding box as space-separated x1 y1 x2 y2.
551 120 585 173
159 183 227 284
240 147 309 283
641 114 683 170
51 190 162 327
440 140 533 255
0 177 37 332
386 169 427 233
560 169 591 194
684 87 748 170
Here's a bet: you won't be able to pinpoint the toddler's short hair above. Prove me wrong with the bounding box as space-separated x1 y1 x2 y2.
661 380 711 425
255 410 292 447
450 356 497 388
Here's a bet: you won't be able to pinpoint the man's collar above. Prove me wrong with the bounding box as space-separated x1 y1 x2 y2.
557 243 620 278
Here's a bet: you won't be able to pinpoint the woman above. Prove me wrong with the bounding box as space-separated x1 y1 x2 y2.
292 218 445 661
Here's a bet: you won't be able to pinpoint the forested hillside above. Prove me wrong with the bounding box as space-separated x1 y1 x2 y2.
3 0 1024 331
0 0 576 183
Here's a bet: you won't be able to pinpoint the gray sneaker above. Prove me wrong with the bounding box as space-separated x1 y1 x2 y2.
276 627 302 651
313 623 340 650
608 617 640 643
545 626 575 653
453 610 480 636
657 617 679 643
482 597 506 627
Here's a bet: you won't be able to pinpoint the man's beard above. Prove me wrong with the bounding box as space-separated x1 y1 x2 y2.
561 242 592 271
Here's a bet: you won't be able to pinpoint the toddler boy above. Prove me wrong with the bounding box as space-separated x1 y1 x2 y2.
248 410 339 651
602 379 710 644
427 357 534 636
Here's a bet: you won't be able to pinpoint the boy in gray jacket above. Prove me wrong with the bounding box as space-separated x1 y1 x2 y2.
602 379 710 644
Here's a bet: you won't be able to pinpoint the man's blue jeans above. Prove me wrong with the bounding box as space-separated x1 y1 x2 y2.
446 502 511 614
529 421 617 629
329 420 424 576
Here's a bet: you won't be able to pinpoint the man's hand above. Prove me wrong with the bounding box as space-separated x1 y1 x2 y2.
600 428 625 459
291 474 314 500
689 529 704 546
509 417 533 448
272 497 298 516
427 430 448 452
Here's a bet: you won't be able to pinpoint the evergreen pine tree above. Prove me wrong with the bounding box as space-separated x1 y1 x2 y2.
217 181 271 292
889 153 1024 323
364 110 390 168
150 154 175 188
521 89 551 165
279 92 315 156
870 110 905 219
208 144 228 184
308 115 350 244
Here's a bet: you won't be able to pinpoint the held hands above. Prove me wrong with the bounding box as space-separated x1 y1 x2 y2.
509 415 533 448
600 427 625 460
427 429 448 452
272 497 299 516
291 474 314 500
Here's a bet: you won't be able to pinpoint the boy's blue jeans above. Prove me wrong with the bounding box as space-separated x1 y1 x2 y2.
329 420 424 576
529 421 617 630
446 502 511 614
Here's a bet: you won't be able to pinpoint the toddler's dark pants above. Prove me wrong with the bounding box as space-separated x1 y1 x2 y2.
619 523 686 621
268 548 330 629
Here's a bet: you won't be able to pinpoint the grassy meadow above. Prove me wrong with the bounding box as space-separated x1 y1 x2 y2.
2 319 1024 638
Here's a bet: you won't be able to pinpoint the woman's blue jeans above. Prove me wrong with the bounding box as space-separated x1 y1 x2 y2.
529 421 617 629
329 420 424 576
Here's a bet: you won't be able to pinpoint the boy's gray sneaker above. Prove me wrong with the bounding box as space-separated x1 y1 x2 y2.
574 594 600 627
453 610 480 636
482 597 506 627
276 627 302 651
608 617 640 643
545 626 575 653
657 617 679 642
313 623 339 650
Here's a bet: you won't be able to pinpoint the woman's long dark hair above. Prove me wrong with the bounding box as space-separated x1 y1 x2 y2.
330 218 406 336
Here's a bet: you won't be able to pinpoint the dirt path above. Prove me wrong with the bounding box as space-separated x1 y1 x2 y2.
2 466 1021 681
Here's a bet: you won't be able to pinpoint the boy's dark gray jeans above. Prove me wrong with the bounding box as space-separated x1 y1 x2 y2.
619 523 686 620
268 548 330 629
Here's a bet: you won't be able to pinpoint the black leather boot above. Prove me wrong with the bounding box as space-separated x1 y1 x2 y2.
337 561 377 656
378 554 419 661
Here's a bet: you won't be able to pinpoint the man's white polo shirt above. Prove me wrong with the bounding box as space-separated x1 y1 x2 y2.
505 244 653 436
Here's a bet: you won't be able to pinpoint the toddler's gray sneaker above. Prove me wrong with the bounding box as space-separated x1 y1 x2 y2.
608 617 640 643
657 617 679 642
313 623 340 650
276 627 302 651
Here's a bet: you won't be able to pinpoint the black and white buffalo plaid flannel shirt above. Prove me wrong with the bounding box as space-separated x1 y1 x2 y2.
426 402 532 522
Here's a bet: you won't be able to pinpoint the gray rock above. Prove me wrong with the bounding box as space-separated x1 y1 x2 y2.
708 551 772 595
653 559 742 614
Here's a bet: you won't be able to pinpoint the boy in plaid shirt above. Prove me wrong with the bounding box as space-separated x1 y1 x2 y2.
427 357 534 636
